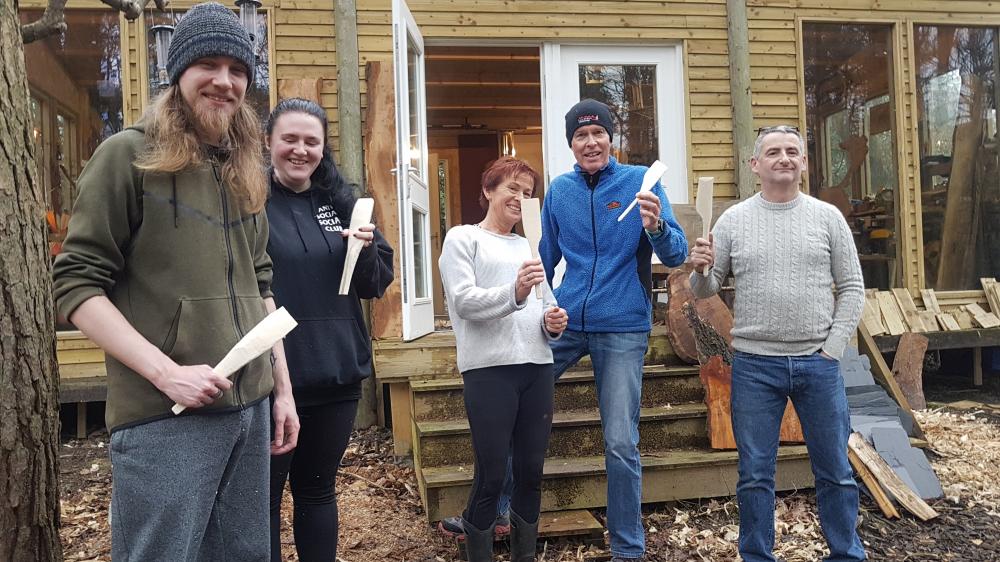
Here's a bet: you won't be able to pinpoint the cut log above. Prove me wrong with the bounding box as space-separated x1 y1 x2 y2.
847 433 939 521
686 304 802 449
891 333 929 410
848 448 900 519
877 292 907 336
666 269 733 364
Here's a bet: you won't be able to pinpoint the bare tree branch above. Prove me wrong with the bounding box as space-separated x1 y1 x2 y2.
21 0 167 44
20 0 67 44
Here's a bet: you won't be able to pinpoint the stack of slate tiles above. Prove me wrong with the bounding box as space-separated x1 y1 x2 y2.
841 346 943 500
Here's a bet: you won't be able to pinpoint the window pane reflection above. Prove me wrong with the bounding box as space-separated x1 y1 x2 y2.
412 207 428 299
803 23 899 290
407 38 424 178
915 26 999 290
578 64 658 166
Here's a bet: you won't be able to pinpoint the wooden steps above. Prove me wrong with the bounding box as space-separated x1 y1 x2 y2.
410 364 704 422
420 448 815 522
376 327 838 524
416 403 710 467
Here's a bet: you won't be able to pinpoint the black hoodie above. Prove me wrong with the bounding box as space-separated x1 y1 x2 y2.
266 176 394 405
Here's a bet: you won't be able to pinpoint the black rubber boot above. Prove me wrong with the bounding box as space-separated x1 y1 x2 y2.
508 510 539 562
461 518 495 562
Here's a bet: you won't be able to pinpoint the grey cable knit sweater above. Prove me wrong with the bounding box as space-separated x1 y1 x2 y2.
439 225 559 373
689 193 864 360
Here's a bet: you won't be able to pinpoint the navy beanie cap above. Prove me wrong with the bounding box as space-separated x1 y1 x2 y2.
565 99 614 146
167 2 255 86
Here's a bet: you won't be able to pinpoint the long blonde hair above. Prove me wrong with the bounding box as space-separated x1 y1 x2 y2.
135 86 267 214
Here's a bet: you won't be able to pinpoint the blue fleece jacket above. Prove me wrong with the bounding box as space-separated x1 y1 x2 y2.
540 157 688 332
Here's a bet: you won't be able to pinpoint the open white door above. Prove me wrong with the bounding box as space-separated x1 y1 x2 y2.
541 43 689 204
392 0 434 341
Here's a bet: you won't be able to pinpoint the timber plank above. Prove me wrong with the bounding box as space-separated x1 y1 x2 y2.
952 307 976 330
980 278 1000 315
847 433 938 521
964 303 1000 329
892 288 927 332
891 333 929 410
863 294 888 336
537 510 603 539
873 328 1000 354
935 314 962 332
848 448 900 519
876 292 907 336
920 289 941 313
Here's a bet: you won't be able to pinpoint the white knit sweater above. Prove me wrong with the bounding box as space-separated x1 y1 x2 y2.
439 225 559 373
690 193 864 359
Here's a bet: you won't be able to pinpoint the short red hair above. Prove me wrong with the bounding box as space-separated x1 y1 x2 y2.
479 157 542 210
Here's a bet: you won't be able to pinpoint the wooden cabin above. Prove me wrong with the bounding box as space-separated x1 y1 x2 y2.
25 0 999 522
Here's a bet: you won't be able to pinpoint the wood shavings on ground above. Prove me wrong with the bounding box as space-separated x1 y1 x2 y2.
59 409 1000 561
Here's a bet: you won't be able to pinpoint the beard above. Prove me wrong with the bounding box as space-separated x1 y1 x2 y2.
186 99 236 145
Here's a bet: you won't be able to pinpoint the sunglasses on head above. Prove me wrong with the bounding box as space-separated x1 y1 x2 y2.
757 125 800 136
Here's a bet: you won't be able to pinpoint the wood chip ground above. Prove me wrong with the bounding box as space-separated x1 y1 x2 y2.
58 409 1000 561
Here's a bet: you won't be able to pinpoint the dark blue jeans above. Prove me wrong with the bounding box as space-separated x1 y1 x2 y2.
731 351 866 562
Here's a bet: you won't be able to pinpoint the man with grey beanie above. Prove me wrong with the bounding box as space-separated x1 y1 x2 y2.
540 99 687 561
53 3 298 561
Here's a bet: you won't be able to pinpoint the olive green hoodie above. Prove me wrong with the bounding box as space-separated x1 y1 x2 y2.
53 125 274 432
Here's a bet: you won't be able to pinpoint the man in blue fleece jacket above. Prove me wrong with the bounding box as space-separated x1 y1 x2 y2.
540 99 688 561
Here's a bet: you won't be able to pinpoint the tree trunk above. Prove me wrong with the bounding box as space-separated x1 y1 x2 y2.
0 0 64 560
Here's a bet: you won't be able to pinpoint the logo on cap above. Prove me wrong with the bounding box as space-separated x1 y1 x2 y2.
577 114 599 124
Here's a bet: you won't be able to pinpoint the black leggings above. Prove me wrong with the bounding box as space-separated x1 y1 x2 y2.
462 363 554 531
270 399 358 562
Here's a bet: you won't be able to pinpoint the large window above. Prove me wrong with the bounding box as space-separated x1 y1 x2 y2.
20 9 124 254
146 9 272 125
915 26 999 290
803 23 900 289
579 64 659 166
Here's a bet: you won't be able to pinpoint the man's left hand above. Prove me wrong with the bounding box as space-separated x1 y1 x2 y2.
636 191 662 231
271 394 300 456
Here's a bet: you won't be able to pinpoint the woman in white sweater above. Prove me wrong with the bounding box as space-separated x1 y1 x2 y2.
438 157 569 562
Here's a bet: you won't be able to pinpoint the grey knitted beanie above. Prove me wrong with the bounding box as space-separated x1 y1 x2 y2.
167 2 255 86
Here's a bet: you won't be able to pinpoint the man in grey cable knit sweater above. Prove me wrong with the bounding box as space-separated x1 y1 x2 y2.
689 125 866 562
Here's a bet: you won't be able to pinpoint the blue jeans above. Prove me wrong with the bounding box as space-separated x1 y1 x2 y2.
551 330 649 559
731 351 866 562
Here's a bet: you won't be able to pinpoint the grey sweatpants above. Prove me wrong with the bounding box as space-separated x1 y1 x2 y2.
109 400 270 562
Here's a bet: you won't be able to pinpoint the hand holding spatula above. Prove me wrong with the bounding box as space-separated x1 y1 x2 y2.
171 307 298 415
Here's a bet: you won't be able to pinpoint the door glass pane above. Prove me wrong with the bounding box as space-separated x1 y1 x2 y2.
407 37 424 178
578 64 658 166
412 207 428 299
803 23 899 290
915 26 998 290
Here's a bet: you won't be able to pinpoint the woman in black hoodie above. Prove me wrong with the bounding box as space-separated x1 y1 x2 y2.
265 98 394 562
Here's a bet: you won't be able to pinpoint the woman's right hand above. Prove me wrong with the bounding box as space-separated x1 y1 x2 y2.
515 258 545 303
